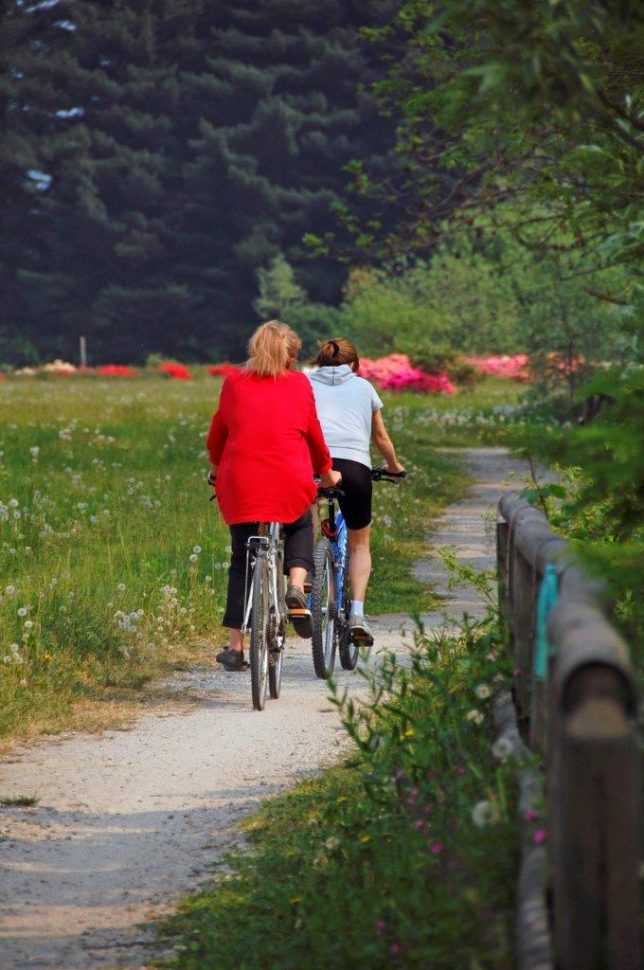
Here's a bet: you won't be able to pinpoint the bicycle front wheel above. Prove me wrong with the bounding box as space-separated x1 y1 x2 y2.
250 553 270 710
311 538 337 679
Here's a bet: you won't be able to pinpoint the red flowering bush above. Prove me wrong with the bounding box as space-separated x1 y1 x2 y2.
359 354 456 395
158 361 192 380
207 362 238 377
98 364 139 377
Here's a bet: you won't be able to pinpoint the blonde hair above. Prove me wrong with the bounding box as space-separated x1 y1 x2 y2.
245 320 301 377
313 337 359 370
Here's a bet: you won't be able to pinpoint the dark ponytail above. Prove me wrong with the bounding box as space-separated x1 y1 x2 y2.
312 337 359 369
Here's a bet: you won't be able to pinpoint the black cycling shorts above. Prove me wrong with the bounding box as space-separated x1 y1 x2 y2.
331 458 372 531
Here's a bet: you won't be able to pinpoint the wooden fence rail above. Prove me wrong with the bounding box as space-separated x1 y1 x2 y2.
496 492 641 970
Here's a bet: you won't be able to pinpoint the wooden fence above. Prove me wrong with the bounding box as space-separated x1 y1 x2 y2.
496 492 641 970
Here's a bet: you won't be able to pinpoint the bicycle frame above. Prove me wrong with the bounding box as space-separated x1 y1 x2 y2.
241 522 286 637
319 497 349 618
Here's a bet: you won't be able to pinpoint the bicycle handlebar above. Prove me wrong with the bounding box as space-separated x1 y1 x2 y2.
317 468 406 498
317 485 345 498
370 467 407 482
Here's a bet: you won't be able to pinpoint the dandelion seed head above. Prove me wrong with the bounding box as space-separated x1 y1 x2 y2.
492 736 514 761
472 800 496 828
465 709 484 725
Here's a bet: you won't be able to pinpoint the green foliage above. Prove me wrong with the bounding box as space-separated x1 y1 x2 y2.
339 248 522 356
156 624 520 969
514 358 644 679
363 0 644 266
253 254 307 321
0 0 403 364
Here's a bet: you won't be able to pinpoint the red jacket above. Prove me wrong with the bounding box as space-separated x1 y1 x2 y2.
206 368 332 525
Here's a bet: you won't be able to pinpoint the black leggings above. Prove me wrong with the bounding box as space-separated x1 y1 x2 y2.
222 510 313 629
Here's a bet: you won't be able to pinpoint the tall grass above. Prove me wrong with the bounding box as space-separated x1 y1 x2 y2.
0 375 229 738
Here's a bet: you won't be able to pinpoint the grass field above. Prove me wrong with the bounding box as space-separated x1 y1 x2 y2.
0 372 525 743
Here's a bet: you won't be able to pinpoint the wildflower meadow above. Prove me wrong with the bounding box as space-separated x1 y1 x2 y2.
0 374 231 739
0 366 527 741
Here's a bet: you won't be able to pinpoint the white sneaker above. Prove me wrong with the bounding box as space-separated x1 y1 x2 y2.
348 614 374 646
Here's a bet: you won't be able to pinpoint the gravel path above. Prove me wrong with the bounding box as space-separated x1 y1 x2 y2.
0 447 539 969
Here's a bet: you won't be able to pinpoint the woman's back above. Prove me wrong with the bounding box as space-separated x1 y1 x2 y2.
208 368 328 524
309 364 382 467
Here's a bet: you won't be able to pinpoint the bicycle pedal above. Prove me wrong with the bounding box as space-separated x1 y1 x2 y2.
351 633 374 647
287 607 311 617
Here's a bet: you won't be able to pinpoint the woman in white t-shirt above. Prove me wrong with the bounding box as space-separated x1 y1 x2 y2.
308 338 405 645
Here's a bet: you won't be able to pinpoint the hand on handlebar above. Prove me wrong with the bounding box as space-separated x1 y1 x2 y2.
319 467 342 489
371 466 407 481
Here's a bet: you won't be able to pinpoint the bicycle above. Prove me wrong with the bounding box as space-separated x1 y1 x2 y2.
209 474 287 711
241 521 288 710
310 467 406 679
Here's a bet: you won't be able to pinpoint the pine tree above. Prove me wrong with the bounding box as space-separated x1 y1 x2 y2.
0 0 402 363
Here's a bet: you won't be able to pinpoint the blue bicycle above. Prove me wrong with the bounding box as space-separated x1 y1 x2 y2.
310 468 406 679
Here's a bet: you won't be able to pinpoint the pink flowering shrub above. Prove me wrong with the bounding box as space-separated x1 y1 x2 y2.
158 361 192 380
464 354 531 381
358 353 456 395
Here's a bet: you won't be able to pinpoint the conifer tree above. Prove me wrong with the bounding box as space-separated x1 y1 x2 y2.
0 0 401 363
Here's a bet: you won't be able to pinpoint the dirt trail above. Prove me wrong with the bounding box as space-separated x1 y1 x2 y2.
0 447 538 969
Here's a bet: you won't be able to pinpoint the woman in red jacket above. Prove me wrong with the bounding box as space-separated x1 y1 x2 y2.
207 320 341 670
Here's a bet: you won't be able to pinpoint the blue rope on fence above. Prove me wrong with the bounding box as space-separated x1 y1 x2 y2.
535 563 559 680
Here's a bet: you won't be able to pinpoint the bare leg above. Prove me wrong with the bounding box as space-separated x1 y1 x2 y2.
348 525 371 603
289 565 308 592
227 628 244 652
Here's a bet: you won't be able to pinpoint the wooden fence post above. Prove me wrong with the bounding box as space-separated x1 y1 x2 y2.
496 493 641 970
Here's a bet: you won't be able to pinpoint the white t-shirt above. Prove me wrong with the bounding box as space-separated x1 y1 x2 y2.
308 364 383 467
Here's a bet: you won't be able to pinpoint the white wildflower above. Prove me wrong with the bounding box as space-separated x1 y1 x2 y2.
472 800 497 828
465 709 484 726
492 736 514 761
475 683 492 700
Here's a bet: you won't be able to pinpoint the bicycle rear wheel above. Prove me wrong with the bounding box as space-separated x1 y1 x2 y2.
311 538 337 679
338 545 359 670
268 573 286 699
249 553 270 710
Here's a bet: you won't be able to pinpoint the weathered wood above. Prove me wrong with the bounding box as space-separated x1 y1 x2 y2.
496 519 510 621
497 493 641 970
548 601 638 718
551 684 641 969
514 549 536 722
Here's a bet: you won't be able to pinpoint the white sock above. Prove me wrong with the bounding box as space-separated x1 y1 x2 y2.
350 600 364 617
